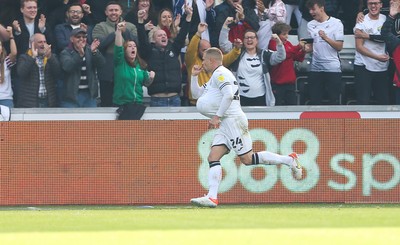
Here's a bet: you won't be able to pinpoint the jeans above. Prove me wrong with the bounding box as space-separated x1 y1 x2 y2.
150 94 181 107
61 89 97 108
0 99 14 108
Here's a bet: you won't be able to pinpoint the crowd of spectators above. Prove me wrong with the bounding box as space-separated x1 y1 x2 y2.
0 0 399 109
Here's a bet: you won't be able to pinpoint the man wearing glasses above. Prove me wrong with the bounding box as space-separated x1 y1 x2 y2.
54 3 94 54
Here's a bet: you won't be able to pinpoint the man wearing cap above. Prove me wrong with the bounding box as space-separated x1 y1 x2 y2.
59 28 105 108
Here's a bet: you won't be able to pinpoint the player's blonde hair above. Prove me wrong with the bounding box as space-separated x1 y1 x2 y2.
204 47 223 64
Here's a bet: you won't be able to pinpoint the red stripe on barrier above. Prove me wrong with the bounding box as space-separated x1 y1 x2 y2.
300 111 361 119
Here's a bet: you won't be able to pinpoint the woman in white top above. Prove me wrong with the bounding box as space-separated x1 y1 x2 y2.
0 26 17 108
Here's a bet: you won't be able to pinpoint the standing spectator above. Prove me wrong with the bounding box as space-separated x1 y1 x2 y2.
381 0 400 104
92 1 137 107
17 33 60 108
306 0 344 105
175 0 217 46
189 48 302 208
125 0 158 27
59 28 105 107
137 3 193 107
54 3 94 54
0 26 17 108
221 29 286 106
354 0 390 105
48 1 95 35
148 8 180 43
185 21 241 105
255 0 287 49
215 0 260 45
269 22 309 105
113 21 155 117
13 0 53 56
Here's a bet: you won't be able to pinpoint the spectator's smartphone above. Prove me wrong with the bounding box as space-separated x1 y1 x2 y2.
301 38 314 44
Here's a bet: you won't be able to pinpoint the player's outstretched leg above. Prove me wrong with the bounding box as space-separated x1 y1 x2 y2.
251 151 303 180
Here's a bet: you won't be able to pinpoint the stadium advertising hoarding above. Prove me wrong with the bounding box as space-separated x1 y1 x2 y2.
0 118 399 205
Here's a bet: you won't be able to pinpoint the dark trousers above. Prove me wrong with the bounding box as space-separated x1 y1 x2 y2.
308 71 342 105
240 95 266 106
354 65 389 105
99 80 114 107
272 83 297 105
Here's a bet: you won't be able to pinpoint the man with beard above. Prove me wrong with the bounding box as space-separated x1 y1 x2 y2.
92 1 137 107
54 3 94 54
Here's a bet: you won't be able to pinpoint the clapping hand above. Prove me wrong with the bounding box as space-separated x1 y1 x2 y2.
91 39 100 53
12 20 21 33
38 14 46 31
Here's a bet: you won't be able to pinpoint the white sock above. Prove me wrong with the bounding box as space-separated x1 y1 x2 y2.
207 164 222 199
255 151 292 167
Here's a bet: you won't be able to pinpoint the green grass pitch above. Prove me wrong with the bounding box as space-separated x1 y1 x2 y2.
1 204 399 245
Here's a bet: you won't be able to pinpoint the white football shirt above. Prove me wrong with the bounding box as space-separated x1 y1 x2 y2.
196 65 244 119
354 14 388 72
307 16 344 72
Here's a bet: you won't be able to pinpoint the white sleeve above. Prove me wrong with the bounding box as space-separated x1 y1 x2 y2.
257 20 272 50
216 82 234 117
269 43 286 66
190 75 204 99
219 26 233 54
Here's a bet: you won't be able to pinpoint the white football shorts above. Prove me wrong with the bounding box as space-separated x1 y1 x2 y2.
212 116 253 156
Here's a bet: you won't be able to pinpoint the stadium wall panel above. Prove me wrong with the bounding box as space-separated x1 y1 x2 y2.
1 117 399 205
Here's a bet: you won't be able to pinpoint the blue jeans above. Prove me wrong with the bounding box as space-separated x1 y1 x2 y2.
61 89 97 108
150 95 181 107
0 99 14 108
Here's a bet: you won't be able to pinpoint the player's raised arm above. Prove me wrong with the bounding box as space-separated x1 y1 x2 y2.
190 65 205 99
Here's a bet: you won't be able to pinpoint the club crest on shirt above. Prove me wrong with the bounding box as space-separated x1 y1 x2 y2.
217 75 225 83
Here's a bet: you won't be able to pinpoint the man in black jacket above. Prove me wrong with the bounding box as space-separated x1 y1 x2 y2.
17 33 60 108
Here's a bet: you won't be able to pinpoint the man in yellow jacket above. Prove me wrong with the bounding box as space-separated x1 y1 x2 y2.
185 22 242 105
